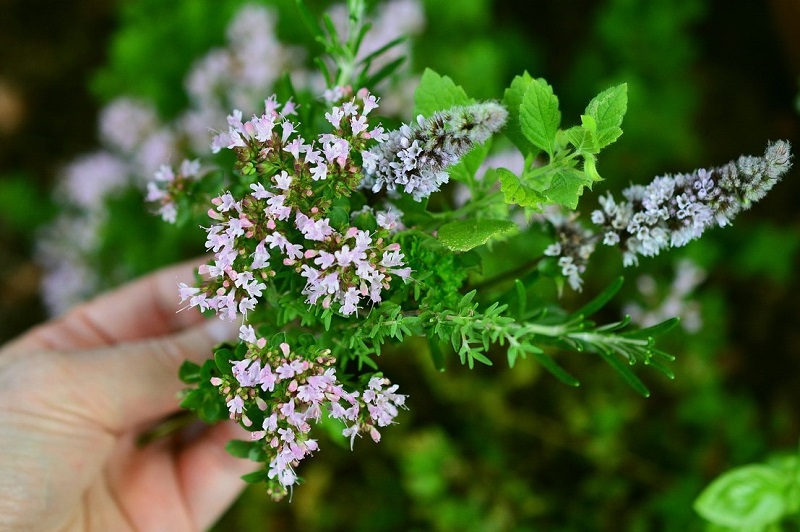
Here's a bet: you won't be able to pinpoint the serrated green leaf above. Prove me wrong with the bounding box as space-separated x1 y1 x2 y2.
544 167 593 209
438 218 517 252
495 167 545 209
585 83 627 149
502 72 538 155
694 465 787 528
413 68 471 117
564 125 599 156
580 114 597 133
519 78 561 157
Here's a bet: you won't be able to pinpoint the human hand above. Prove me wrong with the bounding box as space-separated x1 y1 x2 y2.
0 262 250 531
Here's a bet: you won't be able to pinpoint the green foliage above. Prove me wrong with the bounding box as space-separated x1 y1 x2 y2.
412 68 470 117
0 175 54 236
436 218 516 252
497 75 627 210
695 455 800 530
519 76 561 158
36 0 800 527
583 83 628 149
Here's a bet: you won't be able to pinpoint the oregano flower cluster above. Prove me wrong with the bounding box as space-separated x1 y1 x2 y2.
167 86 506 499
211 334 405 500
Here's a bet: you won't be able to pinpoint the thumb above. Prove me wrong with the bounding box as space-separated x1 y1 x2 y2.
72 319 238 432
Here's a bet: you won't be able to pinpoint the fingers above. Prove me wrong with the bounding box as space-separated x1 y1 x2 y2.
71 319 238 432
12 260 207 352
176 422 254 529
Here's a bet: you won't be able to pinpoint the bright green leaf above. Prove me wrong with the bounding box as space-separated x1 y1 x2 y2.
583 153 601 181
564 125 599 156
502 72 538 155
519 78 561 157
544 167 593 209
413 68 471 117
694 465 788 528
494 167 545 209
585 83 627 148
438 219 517 252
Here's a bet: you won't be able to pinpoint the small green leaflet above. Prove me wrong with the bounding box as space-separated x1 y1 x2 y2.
413 68 470 117
584 83 627 149
437 218 517 251
494 167 545 209
519 78 561 158
544 167 593 210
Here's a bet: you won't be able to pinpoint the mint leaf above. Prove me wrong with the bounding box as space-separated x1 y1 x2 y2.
694 465 787 528
502 72 538 155
585 83 627 149
413 68 471 117
438 218 517 251
519 78 561 158
544 167 593 209
494 167 545 209
564 125 599 156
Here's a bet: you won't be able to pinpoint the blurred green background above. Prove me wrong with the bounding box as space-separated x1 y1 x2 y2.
1 0 800 529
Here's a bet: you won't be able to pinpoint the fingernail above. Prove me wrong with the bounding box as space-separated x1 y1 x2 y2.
204 319 240 343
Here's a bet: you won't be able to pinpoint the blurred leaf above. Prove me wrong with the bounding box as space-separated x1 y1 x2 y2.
694 465 787 528
0 175 54 235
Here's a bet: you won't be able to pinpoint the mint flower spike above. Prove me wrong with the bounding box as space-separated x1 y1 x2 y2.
361 101 508 201
592 140 793 266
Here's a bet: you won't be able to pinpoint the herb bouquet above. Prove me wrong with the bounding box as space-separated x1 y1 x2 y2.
146 0 793 501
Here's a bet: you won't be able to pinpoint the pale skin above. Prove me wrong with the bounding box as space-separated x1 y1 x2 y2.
0 262 252 531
